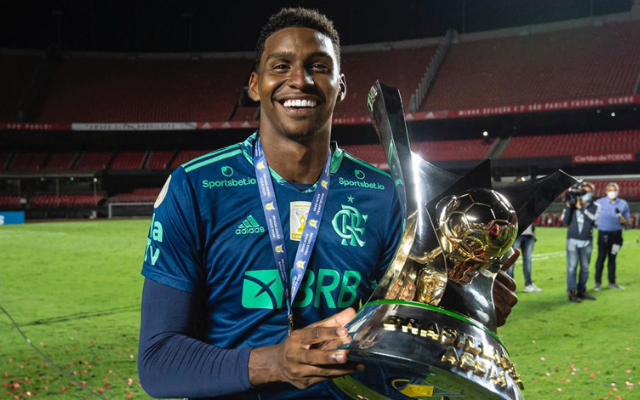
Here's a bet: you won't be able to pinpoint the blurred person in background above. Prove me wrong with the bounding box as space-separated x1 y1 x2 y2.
594 182 630 291
508 177 542 293
562 182 599 303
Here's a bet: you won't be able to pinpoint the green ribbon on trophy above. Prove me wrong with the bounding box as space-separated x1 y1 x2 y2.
332 81 577 400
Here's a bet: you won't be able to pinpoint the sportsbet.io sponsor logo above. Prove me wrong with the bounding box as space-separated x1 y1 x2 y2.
338 169 385 190
221 166 234 177
241 269 362 309
202 177 256 189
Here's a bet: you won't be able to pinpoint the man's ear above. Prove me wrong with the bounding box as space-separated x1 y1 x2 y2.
337 74 347 103
248 71 260 102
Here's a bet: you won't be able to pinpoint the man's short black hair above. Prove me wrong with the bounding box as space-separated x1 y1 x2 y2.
254 7 340 71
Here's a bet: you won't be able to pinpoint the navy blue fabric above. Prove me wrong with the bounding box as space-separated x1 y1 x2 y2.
139 133 402 399
561 202 600 240
138 278 252 398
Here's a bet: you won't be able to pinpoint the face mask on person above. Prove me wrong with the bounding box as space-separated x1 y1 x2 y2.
582 192 592 203
607 191 618 200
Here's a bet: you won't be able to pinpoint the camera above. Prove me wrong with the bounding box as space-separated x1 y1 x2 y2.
564 185 586 207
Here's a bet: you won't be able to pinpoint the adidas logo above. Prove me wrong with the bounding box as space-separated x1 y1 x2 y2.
235 215 265 235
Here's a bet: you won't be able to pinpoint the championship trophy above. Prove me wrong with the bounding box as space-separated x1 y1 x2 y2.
332 81 577 400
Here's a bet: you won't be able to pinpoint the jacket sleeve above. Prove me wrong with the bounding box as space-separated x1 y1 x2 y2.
583 202 600 223
561 207 573 227
138 279 252 398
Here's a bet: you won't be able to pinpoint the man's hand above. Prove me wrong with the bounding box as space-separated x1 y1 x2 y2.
493 248 519 329
249 308 362 389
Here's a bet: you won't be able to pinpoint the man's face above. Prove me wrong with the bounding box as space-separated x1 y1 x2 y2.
249 27 346 141
582 185 593 194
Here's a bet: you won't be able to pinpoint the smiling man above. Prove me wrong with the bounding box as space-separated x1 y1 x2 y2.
138 8 517 400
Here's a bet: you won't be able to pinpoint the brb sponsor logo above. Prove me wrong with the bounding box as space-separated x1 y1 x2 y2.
242 269 362 310
338 169 385 190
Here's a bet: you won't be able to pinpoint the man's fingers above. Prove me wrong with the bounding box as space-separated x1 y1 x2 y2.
298 348 351 366
493 279 517 327
288 364 363 389
496 269 517 292
296 325 350 345
500 248 520 272
310 307 356 328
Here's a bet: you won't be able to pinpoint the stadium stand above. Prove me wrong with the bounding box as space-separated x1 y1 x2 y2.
75 152 113 170
0 196 22 210
30 193 104 208
9 152 47 171
424 21 640 111
342 138 493 165
412 139 494 161
231 107 259 121
38 58 254 122
592 180 640 200
109 187 161 204
146 151 175 170
335 47 438 118
109 151 147 170
0 152 12 171
0 55 40 121
42 152 78 170
170 150 212 169
501 130 640 159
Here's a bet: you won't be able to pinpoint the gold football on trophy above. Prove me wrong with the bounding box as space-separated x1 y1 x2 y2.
437 189 518 284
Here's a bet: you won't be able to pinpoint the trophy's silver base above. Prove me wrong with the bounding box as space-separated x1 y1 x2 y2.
334 301 524 400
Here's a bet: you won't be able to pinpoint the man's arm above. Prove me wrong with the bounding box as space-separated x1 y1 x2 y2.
139 279 360 398
138 279 252 398
583 202 600 222
561 207 573 226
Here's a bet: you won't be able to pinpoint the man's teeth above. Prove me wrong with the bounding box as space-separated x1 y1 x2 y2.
283 99 317 108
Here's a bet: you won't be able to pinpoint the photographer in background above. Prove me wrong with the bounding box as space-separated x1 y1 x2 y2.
562 182 600 303
594 182 631 291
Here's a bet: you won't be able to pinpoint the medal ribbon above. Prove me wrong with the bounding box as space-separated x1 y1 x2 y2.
253 138 331 334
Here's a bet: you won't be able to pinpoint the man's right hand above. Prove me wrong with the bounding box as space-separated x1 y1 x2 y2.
249 308 363 389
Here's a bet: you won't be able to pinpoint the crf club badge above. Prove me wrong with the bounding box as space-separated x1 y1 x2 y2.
332 204 368 247
155 175 171 208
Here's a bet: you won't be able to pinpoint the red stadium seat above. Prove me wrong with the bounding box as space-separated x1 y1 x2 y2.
342 139 493 164
10 152 47 171
75 152 114 170
231 107 259 121
146 151 175 170
43 152 78 170
424 21 640 111
337 47 438 118
0 152 12 171
110 151 147 170
0 196 22 210
109 188 161 204
170 150 213 170
501 131 640 159
38 58 254 122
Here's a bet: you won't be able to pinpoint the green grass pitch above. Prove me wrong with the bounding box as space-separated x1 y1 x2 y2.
0 221 638 399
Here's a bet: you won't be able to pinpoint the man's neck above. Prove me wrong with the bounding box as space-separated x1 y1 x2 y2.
259 131 331 184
